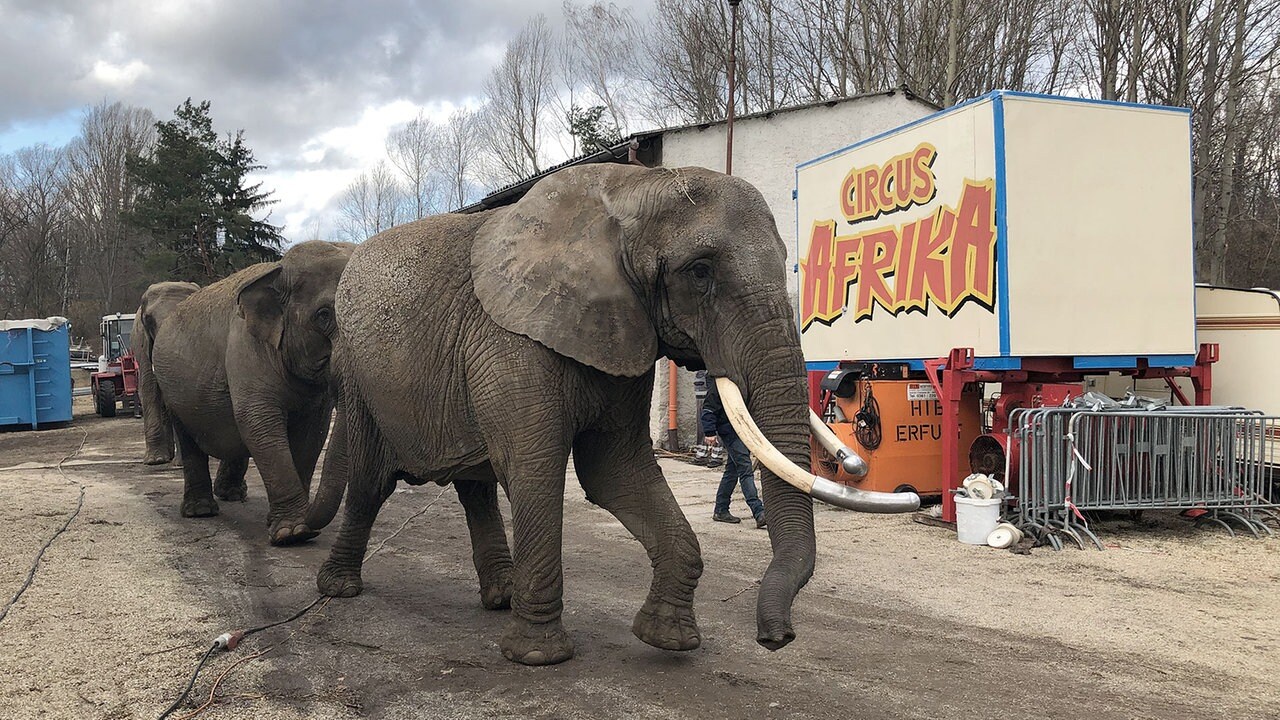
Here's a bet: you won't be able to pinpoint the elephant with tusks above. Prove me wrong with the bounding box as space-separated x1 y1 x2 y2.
316 164 917 665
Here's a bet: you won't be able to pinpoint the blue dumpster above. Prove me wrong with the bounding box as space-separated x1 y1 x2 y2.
0 317 73 429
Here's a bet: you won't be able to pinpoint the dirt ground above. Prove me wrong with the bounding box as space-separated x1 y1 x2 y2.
1 399 1278 720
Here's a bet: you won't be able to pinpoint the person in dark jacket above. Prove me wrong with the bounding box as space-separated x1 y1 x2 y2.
700 377 766 528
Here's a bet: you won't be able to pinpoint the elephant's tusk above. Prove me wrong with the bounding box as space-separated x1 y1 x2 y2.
807 409 869 477
715 377 920 514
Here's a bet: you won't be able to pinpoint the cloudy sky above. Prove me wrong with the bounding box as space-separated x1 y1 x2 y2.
0 0 652 243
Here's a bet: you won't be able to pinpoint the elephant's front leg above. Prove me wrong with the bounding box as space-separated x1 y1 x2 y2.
495 450 574 665
454 475 513 610
236 407 316 545
574 428 704 652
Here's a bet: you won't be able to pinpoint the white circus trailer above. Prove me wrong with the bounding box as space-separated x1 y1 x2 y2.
796 91 1197 369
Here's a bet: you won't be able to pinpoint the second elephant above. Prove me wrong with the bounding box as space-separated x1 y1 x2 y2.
150 241 354 545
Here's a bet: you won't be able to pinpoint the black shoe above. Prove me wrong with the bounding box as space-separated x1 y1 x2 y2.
712 512 741 524
755 516 767 529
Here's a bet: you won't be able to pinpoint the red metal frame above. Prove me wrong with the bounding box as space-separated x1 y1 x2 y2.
930 344 1217 522
808 345 1218 522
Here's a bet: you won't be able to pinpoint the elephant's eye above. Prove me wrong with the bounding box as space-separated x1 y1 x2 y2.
688 261 713 281
314 306 334 325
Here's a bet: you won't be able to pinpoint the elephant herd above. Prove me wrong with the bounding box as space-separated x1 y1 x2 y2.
133 163 914 666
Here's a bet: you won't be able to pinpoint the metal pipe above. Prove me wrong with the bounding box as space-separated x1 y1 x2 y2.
807 410 869 477
715 377 920 513
725 0 741 175
667 360 679 450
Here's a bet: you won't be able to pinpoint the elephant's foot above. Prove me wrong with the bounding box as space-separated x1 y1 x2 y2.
501 617 574 666
180 495 219 518
214 480 248 502
269 517 319 546
632 597 701 651
142 450 173 466
478 575 513 610
317 559 364 597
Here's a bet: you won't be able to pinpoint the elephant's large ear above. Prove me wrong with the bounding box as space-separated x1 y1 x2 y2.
471 166 657 377
236 263 284 349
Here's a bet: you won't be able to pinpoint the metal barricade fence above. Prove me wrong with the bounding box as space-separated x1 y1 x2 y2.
1008 404 1280 550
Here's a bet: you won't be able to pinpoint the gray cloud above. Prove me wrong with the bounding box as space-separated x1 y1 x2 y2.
0 0 655 239
0 1 568 147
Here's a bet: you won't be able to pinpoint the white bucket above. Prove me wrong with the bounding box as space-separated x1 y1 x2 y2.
97 355 108 373
954 496 1001 545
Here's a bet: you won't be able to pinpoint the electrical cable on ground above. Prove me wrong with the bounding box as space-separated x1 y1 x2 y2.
157 485 449 718
169 597 333 720
157 645 218 720
0 428 89 625
364 485 449 561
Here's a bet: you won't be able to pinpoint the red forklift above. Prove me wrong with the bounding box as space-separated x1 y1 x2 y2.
91 312 141 418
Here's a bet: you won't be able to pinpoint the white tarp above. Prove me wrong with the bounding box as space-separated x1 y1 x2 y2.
0 316 70 332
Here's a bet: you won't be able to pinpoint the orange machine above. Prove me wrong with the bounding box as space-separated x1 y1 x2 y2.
812 378 982 497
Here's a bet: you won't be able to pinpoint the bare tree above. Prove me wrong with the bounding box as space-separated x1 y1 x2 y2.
336 161 406 242
0 145 69 318
386 111 441 220
562 2 642 132
643 0 730 124
481 15 556 182
62 101 156 315
437 108 481 210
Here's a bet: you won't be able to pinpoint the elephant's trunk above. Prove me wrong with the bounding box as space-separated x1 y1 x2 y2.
725 350 817 652
305 409 348 529
714 312 916 650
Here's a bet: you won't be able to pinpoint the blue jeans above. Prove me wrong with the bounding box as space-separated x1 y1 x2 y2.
714 435 764 519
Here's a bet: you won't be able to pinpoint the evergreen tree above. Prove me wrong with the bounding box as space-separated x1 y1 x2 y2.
125 99 282 282
567 104 622 155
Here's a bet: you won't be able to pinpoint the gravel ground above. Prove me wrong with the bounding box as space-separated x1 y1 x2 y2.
1 399 1277 719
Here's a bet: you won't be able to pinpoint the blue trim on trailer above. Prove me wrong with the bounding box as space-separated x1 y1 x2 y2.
995 90 1192 115
974 357 1022 370
1073 355 1139 369
993 94 1011 357
1072 354 1197 370
807 355 1195 373
1187 114 1198 347
1147 354 1197 368
805 357 1024 373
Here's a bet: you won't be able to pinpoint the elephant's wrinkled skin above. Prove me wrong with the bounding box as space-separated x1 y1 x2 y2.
136 281 200 465
151 241 354 545
319 164 819 665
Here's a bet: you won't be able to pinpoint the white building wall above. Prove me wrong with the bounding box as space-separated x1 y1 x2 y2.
647 92 935 448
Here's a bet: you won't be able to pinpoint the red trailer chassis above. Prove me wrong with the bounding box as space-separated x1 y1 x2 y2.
810 344 1218 523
